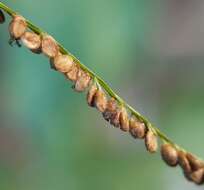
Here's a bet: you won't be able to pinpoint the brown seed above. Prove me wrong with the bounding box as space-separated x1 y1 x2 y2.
145 130 158 153
42 35 59 58
66 64 79 82
21 31 41 51
0 9 5 24
119 107 129 132
161 143 178 167
9 15 27 39
186 153 204 171
129 116 146 139
53 54 74 73
87 84 97 107
94 89 107 112
190 168 204 185
110 108 121 127
75 71 91 92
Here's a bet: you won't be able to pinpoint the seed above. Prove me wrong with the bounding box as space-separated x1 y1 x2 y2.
87 84 97 107
129 116 146 139
110 108 121 127
66 64 79 82
75 70 91 92
21 31 41 52
190 168 204 185
186 153 204 171
53 54 74 73
42 35 59 58
145 130 158 153
0 9 5 24
119 107 129 132
94 89 107 112
161 143 178 167
9 15 27 39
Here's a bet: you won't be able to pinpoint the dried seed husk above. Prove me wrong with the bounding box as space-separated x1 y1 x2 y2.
53 54 74 73
75 71 91 92
66 64 79 82
145 130 158 153
110 108 121 127
129 116 146 139
87 84 97 107
42 35 59 58
9 15 27 39
119 107 129 132
161 143 178 167
186 153 204 171
21 31 41 52
94 89 107 112
190 168 204 185
0 9 5 24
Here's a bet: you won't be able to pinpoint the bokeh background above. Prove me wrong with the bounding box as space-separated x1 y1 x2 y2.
0 0 204 190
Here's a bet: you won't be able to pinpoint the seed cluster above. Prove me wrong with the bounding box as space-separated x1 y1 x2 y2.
1 11 204 185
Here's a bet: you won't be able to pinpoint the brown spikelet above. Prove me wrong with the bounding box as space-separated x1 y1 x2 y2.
75 70 91 92
190 168 204 185
145 130 158 153
9 15 27 39
119 107 129 131
53 54 74 73
66 64 80 82
42 35 59 58
161 143 178 167
87 84 97 107
0 9 5 24
94 89 107 112
129 116 146 139
21 31 41 52
186 153 204 171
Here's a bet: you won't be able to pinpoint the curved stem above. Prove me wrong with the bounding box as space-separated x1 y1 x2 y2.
0 2 188 153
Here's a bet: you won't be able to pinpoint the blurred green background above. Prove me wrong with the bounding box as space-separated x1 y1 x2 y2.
0 0 204 190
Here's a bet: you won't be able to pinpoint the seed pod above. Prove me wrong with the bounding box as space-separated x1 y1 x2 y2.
110 108 121 127
21 31 41 52
119 107 129 132
52 54 74 73
129 116 146 139
9 15 27 39
87 84 97 107
161 143 178 167
190 168 204 185
186 153 204 171
66 64 80 82
94 89 107 112
42 35 59 58
178 151 192 180
0 9 5 24
145 130 158 153
75 71 91 92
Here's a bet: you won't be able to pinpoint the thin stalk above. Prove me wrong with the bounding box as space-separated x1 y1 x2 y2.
0 1 190 153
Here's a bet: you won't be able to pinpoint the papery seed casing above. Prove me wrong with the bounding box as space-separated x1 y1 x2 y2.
66 64 79 82
94 89 107 112
42 35 59 58
9 15 27 39
110 108 121 127
0 9 5 24
53 54 74 73
190 168 204 185
186 153 204 171
119 107 129 131
129 116 146 139
145 130 158 153
161 143 178 167
87 84 97 107
75 71 91 92
21 31 41 51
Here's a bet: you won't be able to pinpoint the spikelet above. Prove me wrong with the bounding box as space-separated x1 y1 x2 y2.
129 116 146 139
9 15 27 39
160 143 178 167
190 168 204 185
21 31 41 52
0 9 5 24
87 84 97 107
145 130 158 153
186 153 204 171
119 107 129 131
42 35 59 58
75 70 91 92
52 54 74 73
66 63 80 82
94 89 107 112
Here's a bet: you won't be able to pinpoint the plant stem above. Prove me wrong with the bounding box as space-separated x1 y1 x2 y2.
0 1 187 152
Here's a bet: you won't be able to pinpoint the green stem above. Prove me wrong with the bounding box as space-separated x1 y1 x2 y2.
0 2 185 152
